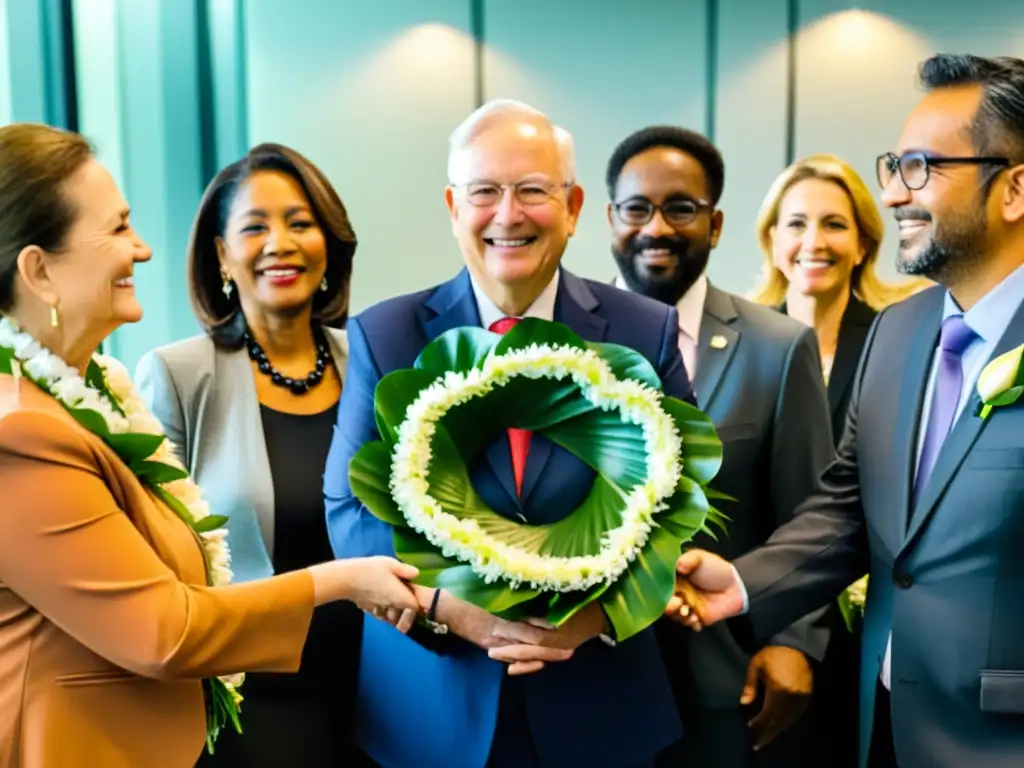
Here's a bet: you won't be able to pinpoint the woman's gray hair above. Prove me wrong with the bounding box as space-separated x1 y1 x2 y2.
446 98 577 183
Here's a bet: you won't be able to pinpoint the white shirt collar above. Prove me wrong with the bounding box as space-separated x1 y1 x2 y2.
612 272 707 342
470 269 561 329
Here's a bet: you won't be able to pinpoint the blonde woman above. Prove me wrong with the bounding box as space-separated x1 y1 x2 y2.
751 153 929 440
749 153 927 768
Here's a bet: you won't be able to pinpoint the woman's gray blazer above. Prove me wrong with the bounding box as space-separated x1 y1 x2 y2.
134 329 348 582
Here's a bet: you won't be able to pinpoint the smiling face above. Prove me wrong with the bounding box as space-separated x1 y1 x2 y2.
608 146 722 306
216 169 328 321
880 86 994 283
18 158 152 346
770 177 865 299
445 119 583 310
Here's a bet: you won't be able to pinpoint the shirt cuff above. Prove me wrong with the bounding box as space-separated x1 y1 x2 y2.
732 564 750 615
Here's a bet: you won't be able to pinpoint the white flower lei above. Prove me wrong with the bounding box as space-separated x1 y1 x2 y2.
0 316 232 586
389 343 683 592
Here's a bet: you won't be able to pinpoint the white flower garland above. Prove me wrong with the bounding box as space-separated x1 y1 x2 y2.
389 343 683 592
0 316 232 586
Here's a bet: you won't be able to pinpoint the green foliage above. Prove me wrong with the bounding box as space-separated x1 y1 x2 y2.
352 320 727 641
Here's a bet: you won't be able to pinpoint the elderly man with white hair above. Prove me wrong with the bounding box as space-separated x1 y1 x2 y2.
324 99 693 768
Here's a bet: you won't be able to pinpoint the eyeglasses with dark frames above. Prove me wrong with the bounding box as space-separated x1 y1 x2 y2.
611 197 712 228
876 151 1010 191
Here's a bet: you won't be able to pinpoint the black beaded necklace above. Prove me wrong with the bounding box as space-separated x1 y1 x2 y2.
244 328 332 395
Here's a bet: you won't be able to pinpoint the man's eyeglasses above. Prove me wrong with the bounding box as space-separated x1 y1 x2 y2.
611 197 711 228
454 180 573 208
876 151 1010 191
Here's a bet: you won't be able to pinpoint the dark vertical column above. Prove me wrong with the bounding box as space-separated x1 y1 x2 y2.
55 0 79 132
785 0 799 165
471 0 485 107
195 0 218 185
705 0 719 141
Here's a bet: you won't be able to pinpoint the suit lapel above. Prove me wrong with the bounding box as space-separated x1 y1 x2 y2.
420 270 525 504
904 296 1024 549
421 269 482 341
323 327 348 386
693 284 739 411
519 270 608 504
890 290 944 537
828 297 876 417
214 344 276 561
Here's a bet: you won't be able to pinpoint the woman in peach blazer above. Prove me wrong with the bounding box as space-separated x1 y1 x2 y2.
0 126 419 767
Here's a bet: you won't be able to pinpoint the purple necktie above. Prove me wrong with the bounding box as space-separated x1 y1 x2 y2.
914 315 977 500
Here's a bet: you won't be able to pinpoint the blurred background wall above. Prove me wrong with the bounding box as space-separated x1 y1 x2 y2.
2 0 1023 369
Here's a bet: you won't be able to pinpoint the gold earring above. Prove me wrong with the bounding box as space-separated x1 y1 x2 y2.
222 274 234 299
49 304 59 328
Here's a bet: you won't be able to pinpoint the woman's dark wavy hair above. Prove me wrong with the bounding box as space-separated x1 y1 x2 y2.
187 142 356 348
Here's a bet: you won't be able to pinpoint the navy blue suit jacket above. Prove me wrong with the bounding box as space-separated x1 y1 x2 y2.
324 268 691 768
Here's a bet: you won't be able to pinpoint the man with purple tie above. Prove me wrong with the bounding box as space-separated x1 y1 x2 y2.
324 99 693 768
663 54 1024 768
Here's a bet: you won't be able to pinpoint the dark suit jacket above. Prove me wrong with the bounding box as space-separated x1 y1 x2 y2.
781 295 877 447
826 296 877 446
735 285 1024 768
323 268 692 768
658 285 835 713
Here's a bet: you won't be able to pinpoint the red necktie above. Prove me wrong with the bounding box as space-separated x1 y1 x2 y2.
488 317 531 496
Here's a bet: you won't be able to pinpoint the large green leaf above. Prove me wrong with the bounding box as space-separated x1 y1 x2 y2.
105 431 164 462
586 341 663 391
542 408 648 489
350 441 407 527
67 406 114 439
492 317 587 357
599 524 683 642
393 528 461 583
425 422 548 550
537 474 627 557
134 460 189 485
660 397 723 486
657 487 711 541
85 361 125 417
416 327 497 375
485 377 593 432
193 515 229 532
373 368 439 441
434 565 541 614
545 581 613 625
989 384 1024 408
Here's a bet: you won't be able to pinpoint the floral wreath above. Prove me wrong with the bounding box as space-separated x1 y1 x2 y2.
0 316 240 753
351 319 727 641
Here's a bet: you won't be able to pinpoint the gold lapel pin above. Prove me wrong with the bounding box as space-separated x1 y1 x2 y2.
710 334 728 349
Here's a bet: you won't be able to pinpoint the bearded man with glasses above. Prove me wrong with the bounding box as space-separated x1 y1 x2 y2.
605 125 835 768
663 52 1024 768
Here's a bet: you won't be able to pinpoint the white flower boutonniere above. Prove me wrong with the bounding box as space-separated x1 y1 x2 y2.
977 344 1024 420
838 574 868 632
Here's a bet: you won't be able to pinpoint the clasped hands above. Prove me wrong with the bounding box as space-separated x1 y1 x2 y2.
665 549 814 750
361 583 608 675
419 585 609 674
